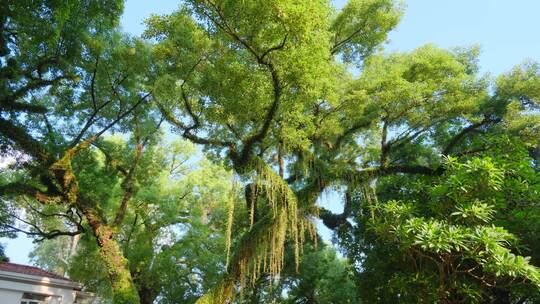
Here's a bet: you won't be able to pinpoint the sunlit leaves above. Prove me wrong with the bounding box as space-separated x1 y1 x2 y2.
331 0 403 63
362 155 540 302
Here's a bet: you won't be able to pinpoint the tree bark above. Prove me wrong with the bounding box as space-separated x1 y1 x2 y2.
78 199 140 304
136 283 158 304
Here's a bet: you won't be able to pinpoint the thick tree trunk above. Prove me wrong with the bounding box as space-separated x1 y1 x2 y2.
79 201 140 304
137 284 158 304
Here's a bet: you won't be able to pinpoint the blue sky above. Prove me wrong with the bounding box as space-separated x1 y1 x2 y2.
120 0 540 75
385 0 540 75
4 0 540 265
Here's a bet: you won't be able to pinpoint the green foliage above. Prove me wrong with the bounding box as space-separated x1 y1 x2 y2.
343 154 540 303
29 236 72 275
283 245 360 304
3 1 540 303
0 243 8 262
331 0 403 63
147 1 403 299
30 138 237 304
1 0 124 119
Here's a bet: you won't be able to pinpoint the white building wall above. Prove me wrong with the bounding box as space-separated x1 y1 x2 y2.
0 288 22 303
0 275 78 304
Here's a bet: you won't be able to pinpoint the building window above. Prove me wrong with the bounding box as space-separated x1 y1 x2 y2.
20 292 49 304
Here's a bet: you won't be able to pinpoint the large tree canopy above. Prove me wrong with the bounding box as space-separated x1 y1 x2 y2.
1 0 539 303
1 1 156 302
147 0 540 302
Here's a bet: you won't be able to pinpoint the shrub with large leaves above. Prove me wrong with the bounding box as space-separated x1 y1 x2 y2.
347 153 540 303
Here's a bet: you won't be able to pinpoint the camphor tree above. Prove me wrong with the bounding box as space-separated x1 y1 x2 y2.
329 51 540 302
0 1 159 303
147 0 540 302
28 138 240 304
146 0 402 301
1 0 540 303
27 135 357 304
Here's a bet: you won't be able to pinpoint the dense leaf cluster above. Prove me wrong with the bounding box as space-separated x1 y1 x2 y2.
1 1 539 303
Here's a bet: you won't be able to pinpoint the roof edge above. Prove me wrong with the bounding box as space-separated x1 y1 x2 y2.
0 270 83 290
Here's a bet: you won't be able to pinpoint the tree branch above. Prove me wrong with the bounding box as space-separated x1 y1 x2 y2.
111 117 164 227
198 1 285 165
319 192 353 230
157 100 232 147
92 92 152 139
0 182 61 204
0 117 51 164
1 76 68 113
442 117 500 156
